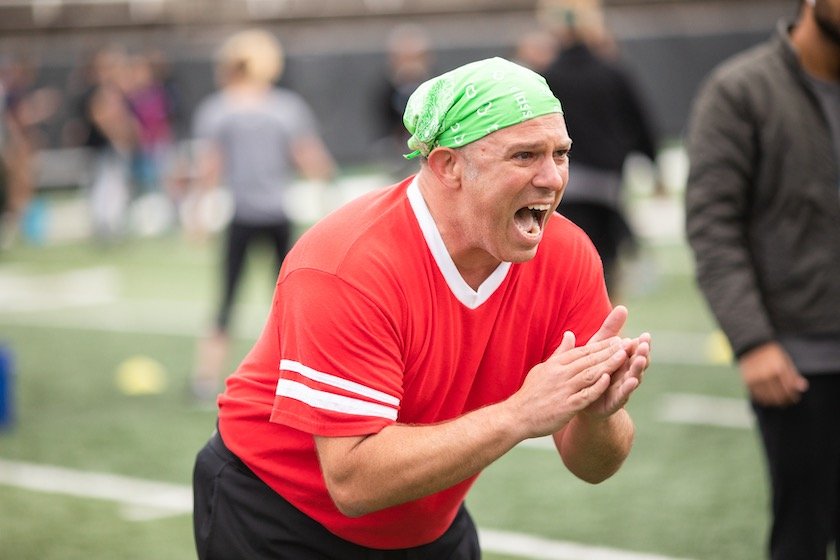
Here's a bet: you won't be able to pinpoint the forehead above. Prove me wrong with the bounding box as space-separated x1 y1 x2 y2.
477 113 570 148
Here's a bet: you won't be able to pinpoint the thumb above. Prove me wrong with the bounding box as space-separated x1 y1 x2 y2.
551 330 577 358
589 305 628 343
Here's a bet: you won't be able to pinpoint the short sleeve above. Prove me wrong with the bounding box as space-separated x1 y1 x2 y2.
273 90 320 139
270 268 405 437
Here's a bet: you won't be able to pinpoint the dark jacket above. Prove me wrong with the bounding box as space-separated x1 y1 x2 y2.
685 22 840 361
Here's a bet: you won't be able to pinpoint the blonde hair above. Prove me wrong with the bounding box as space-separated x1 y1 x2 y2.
216 29 284 86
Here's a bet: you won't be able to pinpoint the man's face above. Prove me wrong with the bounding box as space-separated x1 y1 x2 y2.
453 113 571 266
814 0 840 46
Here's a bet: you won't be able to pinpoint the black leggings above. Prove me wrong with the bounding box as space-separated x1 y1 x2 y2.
216 220 291 332
193 430 482 560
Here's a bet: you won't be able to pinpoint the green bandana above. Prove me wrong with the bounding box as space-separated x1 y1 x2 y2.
403 57 563 159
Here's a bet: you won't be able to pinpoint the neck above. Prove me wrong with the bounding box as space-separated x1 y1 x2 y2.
415 173 500 291
791 6 840 81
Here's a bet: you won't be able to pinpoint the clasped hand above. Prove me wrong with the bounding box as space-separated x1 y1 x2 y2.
512 305 650 438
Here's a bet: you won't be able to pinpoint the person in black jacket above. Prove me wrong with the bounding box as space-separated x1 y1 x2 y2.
542 6 661 297
685 1 840 557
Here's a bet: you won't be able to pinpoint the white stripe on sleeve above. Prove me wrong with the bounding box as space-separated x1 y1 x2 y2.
279 359 400 407
276 379 398 421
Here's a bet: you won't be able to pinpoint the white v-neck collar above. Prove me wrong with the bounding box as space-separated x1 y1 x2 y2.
407 177 511 310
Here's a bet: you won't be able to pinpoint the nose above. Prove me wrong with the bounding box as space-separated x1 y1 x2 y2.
533 155 566 193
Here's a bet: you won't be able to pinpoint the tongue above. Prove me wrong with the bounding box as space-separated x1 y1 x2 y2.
514 208 537 234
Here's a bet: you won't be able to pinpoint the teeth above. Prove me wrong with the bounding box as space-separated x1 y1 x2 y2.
527 204 551 211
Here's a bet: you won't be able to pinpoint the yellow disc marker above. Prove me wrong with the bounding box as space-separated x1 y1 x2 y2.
115 355 168 395
706 330 734 365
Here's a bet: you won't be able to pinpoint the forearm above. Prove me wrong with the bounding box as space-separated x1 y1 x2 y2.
316 401 525 517
555 408 634 484
317 332 643 516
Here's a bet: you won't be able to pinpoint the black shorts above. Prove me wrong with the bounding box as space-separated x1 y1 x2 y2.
192 430 481 560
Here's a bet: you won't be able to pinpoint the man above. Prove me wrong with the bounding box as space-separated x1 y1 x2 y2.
193 57 650 559
685 1 840 557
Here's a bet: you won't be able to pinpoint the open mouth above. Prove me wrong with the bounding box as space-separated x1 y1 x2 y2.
513 204 551 236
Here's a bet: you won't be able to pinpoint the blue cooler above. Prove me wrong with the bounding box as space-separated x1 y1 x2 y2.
0 344 13 430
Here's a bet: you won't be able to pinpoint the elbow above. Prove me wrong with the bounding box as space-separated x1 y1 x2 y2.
561 450 627 485
322 474 376 518
573 467 619 485
330 494 369 519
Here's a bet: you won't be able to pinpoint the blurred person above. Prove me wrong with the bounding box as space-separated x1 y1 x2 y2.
684 1 840 557
192 57 651 559
77 45 139 243
371 23 434 178
126 51 175 195
147 49 185 141
541 4 662 297
513 27 559 74
0 54 60 247
0 78 6 228
188 29 335 402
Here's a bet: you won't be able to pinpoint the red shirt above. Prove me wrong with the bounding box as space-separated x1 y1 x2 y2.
218 176 611 549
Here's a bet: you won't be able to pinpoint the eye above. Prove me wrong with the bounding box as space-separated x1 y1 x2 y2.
513 151 535 161
554 149 570 162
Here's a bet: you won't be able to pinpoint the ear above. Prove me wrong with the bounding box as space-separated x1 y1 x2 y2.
426 147 463 190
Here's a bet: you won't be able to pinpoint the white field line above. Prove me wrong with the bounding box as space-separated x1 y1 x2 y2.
478 528 692 560
0 459 191 520
659 393 753 429
517 392 751 455
0 266 119 312
0 459 690 560
518 394 753 446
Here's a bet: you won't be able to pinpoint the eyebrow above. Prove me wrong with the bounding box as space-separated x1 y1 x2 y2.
506 139 572 152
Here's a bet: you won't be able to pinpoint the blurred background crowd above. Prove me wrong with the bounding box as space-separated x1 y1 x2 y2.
0 0 793 246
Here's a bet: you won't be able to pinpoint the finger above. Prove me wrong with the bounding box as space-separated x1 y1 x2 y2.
606 352 646 397
626 354 648 381
760 379 789 407
548 330 576 360
605 375 641 413
588 306 628 343
779 374 808 406
550 335 622 365
558 331 576 354
571 344 630 390
572 372 611 408
630 340 651 370
782 371 808 395
621 333 652 358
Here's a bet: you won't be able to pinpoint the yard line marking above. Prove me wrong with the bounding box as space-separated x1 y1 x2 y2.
518 393 752 452
659 393 753 429
479 528 692 560
0 299 268 340
0 459 691 560
0 459 191 520
0 266 118 312
647 331 731 366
